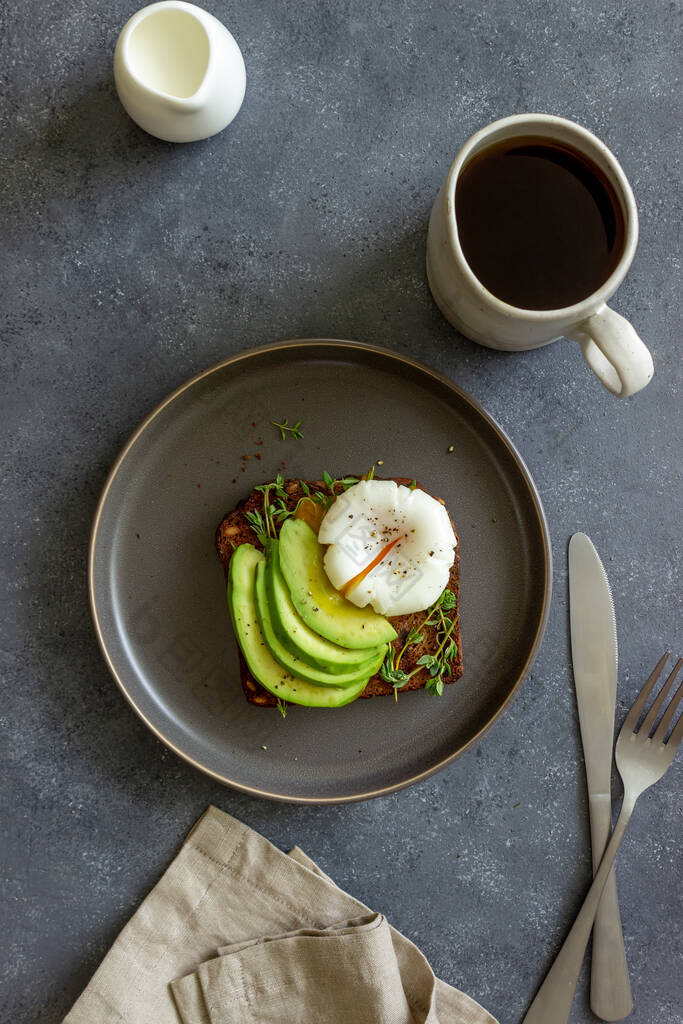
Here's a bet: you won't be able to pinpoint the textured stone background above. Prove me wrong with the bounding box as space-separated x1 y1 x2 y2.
1 1 681 1022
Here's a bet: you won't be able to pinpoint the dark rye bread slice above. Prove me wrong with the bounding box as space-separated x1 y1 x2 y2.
215 478 462 706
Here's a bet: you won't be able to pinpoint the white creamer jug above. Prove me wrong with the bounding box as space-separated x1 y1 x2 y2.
114 1 246 143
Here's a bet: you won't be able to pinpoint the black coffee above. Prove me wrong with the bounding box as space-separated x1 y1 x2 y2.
455 136 625 310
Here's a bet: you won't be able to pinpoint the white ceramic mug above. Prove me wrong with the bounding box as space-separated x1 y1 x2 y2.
426 114 654 397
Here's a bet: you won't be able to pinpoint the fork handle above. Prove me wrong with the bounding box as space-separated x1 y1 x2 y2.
589 795 633 1020
591 866 632 1020
522 795 636 1024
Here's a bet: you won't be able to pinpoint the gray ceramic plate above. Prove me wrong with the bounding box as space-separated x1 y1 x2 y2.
89 340 551 803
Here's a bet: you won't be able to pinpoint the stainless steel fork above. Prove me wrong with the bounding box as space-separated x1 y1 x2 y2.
523 652 683 1024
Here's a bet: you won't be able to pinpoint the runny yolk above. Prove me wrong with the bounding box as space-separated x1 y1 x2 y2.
340 536 402 597
294 496 325 533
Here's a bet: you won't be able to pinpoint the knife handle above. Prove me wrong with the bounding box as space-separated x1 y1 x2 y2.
588 795 633 1020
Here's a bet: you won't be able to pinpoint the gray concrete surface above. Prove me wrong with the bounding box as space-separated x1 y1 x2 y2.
1 1 681 1021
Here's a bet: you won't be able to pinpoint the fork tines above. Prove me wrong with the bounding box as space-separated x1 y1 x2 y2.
624 653 683 744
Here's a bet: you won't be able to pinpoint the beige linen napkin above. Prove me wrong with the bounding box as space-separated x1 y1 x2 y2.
64 806 497 1024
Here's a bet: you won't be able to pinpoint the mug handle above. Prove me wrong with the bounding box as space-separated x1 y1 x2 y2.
566 306 654 397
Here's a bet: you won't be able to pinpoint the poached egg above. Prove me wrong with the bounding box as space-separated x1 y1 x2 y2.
318 479 457 616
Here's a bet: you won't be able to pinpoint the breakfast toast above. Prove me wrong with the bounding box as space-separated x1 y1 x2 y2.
216 478 462 706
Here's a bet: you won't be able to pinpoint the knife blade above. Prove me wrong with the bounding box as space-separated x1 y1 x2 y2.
568 532 632 1020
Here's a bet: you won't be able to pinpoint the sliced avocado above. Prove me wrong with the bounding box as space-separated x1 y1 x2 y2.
265 542 384 673
227 544 369 708
279 518 397 649
255 560 384 687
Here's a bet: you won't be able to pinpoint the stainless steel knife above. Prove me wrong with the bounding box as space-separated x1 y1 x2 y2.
568 533 632 1021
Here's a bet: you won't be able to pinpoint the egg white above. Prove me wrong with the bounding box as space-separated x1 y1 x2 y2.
318 479 457 616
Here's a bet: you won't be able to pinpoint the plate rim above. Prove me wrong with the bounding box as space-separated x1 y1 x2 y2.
88 338 553 803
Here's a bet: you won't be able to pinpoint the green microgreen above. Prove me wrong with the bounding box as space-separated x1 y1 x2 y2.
312 472 361 510
380 662 410 687
272 498 293 523
271 418 304 441
244 509 269 547
381 587 458 699
417 653 440 675
247 476 295 545
312 490 332 510
276 697 288 718
246 469 364 545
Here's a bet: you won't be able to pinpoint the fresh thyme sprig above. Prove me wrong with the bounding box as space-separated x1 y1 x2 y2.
244 509 269 546
271 418 304 441
311 471 360 510
380 588 459 698
246 474 296 545
246 470 361 543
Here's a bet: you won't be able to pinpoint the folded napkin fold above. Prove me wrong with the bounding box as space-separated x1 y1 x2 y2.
64 806 497 1024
